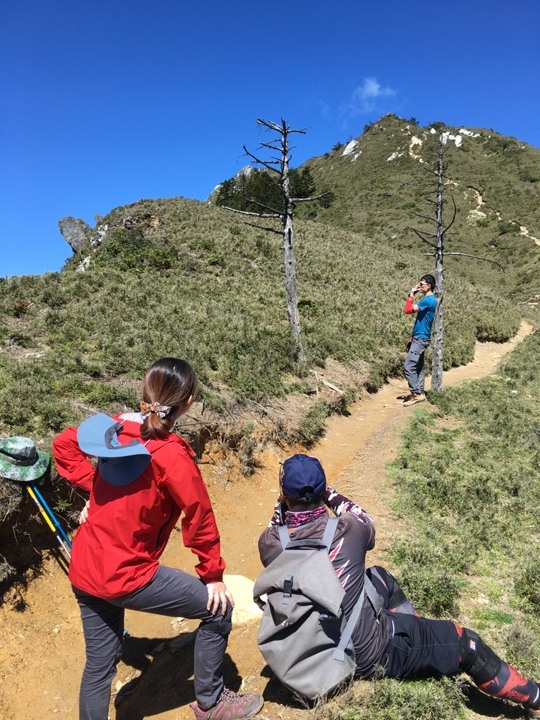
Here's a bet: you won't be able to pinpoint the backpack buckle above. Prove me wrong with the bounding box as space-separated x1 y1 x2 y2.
282 574 293 604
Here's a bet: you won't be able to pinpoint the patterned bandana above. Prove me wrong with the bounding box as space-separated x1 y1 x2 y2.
140 401 172 419
285 504 328 528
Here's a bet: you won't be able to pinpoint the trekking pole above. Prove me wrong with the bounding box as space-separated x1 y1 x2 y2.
31 483 72 551
26 485 71 560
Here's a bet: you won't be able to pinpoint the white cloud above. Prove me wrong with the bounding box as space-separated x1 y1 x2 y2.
347 76 397 115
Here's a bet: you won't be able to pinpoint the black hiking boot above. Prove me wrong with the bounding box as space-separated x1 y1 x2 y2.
403 393 425 407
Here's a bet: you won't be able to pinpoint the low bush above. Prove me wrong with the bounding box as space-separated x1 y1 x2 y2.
515 562 540 612
293 398 329 446
323 676 466 720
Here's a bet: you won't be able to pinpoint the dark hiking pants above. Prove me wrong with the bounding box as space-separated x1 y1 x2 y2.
403 337 430 395
73 565 232 720
384 612 461 679
382 613 540 710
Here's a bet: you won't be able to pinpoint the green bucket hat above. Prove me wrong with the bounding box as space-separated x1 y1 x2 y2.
0 436 50 482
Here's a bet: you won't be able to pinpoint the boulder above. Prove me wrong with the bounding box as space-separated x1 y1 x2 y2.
58 217 91 253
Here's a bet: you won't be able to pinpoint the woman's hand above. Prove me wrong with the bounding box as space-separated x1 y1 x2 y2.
206 581 235 615
79 499 90 524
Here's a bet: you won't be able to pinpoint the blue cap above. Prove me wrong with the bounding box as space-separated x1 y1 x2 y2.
281 454 326 499
77 413 151 487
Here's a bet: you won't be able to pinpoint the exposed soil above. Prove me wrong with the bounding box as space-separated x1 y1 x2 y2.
0 321 532 720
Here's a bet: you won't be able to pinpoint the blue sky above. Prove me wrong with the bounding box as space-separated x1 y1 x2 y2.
2 0 539 278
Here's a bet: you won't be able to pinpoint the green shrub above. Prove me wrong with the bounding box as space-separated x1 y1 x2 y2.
323 676 466 720
505 618 540 679
10 299 30 317
498 220 519 235
515 561 540 612
399 564 460 617
294 398 328 446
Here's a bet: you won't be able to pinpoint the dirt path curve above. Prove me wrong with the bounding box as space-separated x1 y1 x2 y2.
0 321 533 720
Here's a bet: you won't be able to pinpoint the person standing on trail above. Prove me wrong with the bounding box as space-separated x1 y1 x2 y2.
53 358 263 720
402 273 437 406
258 453 540 718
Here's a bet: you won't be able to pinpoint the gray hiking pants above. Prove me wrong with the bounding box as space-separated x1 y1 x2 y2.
403 337 430 394
73 565 232 720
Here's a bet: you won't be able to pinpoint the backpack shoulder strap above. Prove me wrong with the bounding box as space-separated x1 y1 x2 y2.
334 584 365 662
364 573 383 617
333 572 383 662
278 524 290 549
321 516 339 548
277 516 339 551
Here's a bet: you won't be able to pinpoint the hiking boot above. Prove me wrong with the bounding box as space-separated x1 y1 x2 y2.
190 688 264 720
403 393 425 407
397 393 413 402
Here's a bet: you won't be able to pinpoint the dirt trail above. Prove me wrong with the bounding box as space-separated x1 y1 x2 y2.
0 321 533 720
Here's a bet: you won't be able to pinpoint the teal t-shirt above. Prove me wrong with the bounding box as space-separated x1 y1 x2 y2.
412 294 437 340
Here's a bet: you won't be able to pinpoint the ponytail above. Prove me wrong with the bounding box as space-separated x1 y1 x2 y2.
140 358 198 440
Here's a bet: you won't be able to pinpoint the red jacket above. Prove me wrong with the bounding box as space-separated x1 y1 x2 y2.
52 414 226 598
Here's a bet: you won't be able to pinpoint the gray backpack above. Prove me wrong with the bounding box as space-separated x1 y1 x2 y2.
253 518 382 700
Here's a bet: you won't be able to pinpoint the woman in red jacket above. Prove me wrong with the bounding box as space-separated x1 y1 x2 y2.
53 358 263 720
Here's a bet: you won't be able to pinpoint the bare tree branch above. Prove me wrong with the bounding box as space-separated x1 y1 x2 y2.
245 198 283 214
422 165 439 177
412 227 438 239
444 251 505 269
412 211 435 223
258 141 282 152
221 205 281 219
241 221 282 235
257 118 307 136
509 287 540 296
257 118 282 133
242 145 280 172
411 228 437 248
291 193 329 203
442 195 457 234
222 118 320 362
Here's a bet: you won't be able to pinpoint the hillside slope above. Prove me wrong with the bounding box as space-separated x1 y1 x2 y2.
0 196 521 442
301 114 540 299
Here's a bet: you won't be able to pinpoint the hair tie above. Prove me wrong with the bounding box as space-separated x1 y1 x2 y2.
140 401 172 419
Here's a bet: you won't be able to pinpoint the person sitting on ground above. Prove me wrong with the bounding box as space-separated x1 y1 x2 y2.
53 357 263 720
258 453 540 718
403 273 437 406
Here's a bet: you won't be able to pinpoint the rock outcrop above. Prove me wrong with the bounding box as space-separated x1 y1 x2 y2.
58 217 91 253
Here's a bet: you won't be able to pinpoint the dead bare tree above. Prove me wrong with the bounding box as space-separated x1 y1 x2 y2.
411 139 503 391
222 118 327 362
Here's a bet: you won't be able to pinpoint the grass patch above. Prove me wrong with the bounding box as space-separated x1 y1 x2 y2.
293 398 329 446
321 676 466 720
330 330 539 719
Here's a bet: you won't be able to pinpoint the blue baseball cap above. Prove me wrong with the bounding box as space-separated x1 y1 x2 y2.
280 454 326 499
77 413 151 486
